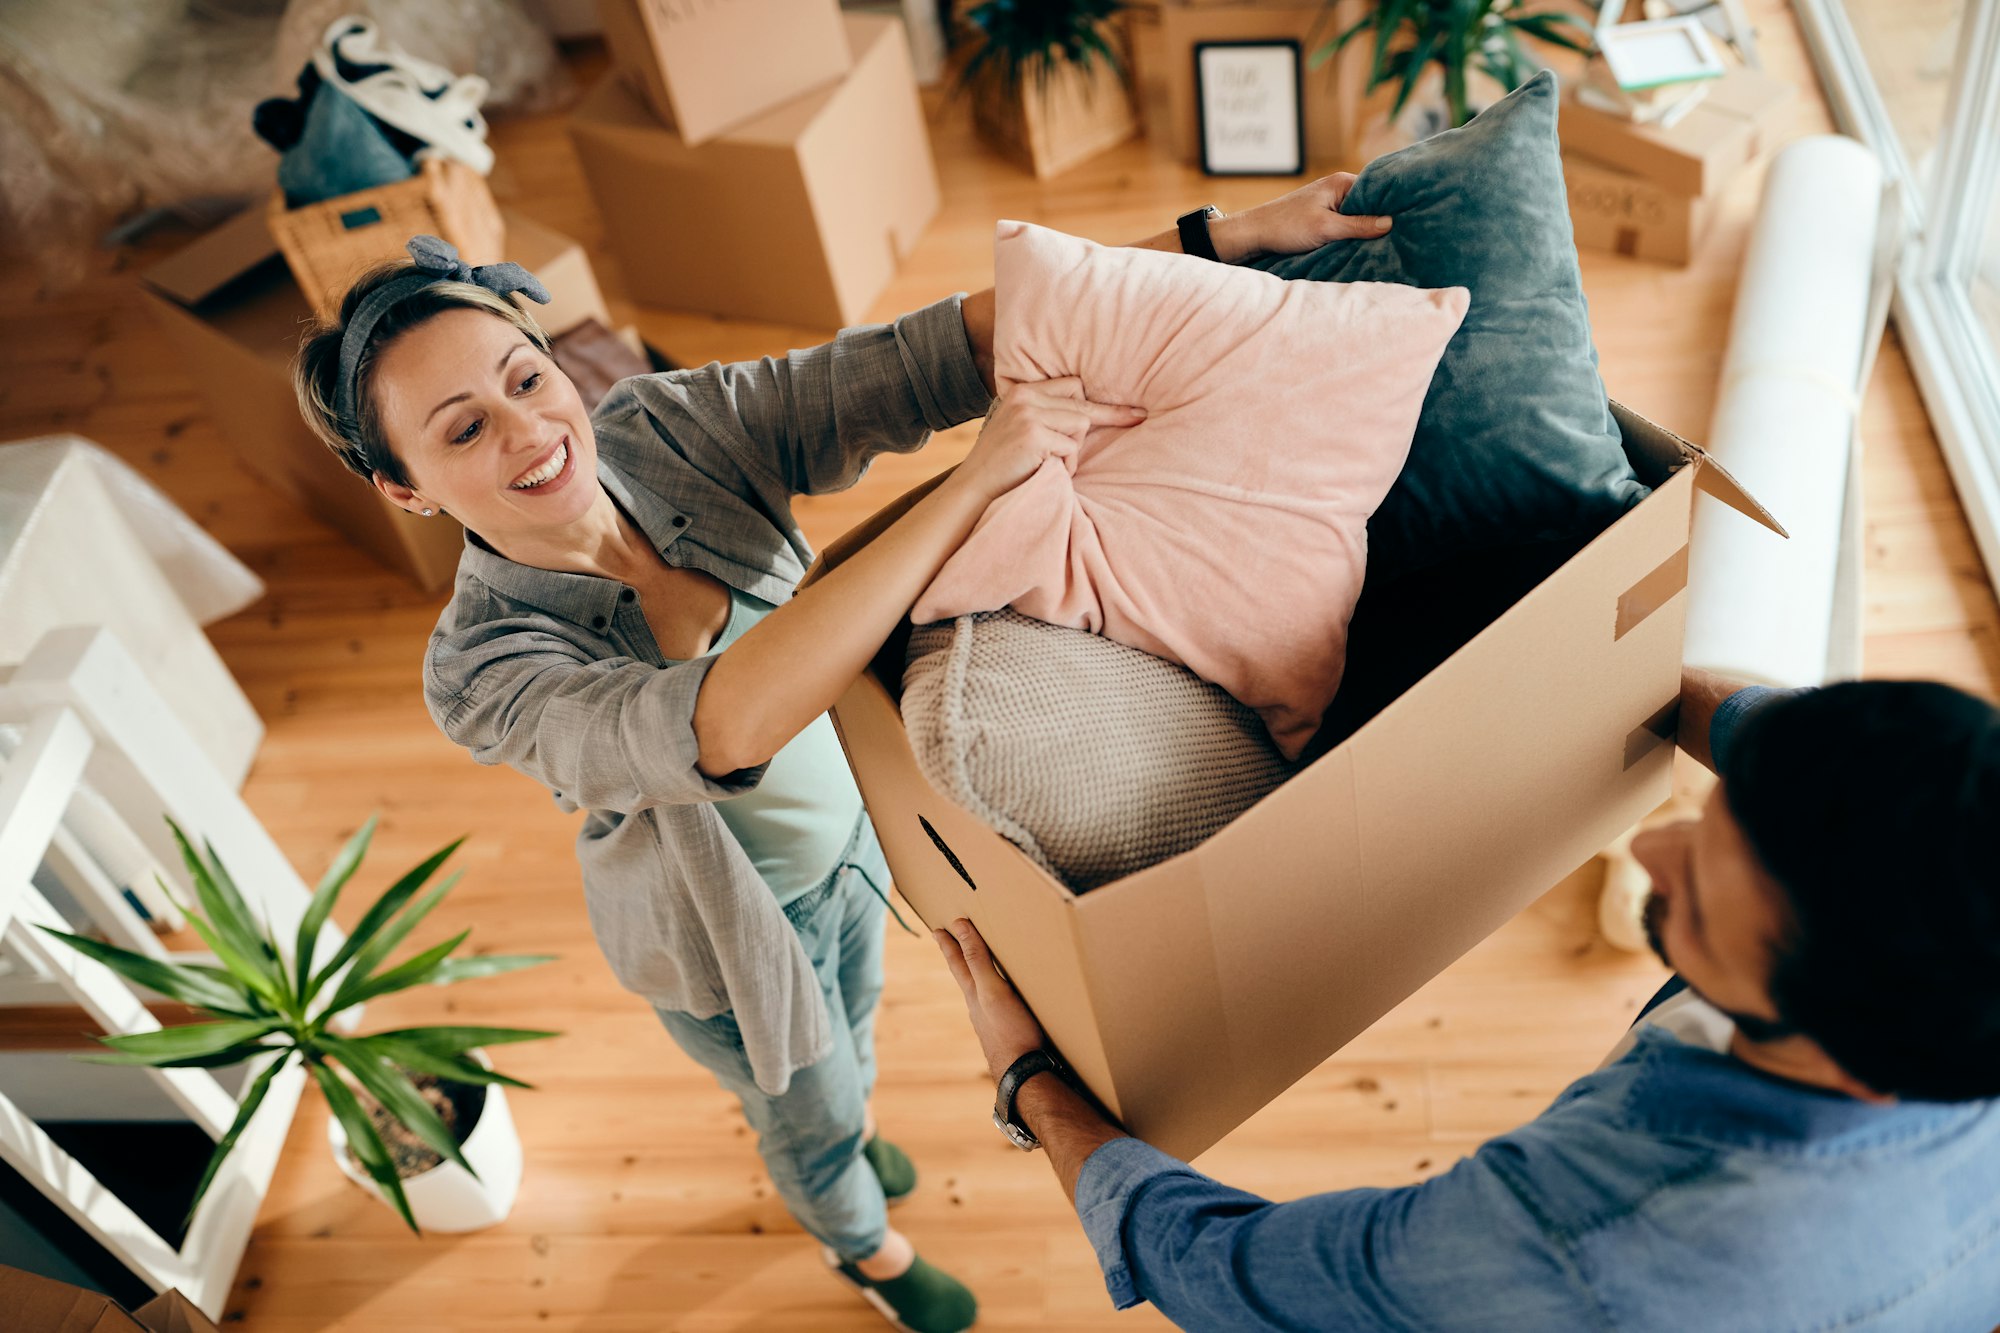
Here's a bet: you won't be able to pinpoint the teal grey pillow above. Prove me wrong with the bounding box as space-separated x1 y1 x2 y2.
1254 71 1646 575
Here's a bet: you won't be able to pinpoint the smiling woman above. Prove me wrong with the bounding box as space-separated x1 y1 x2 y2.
283 182 1393 1328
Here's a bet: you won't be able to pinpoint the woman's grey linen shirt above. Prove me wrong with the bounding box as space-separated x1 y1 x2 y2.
421 295 989 1096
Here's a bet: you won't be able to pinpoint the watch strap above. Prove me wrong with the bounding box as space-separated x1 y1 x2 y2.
1176 205 1221 262
995 1049 1064 1147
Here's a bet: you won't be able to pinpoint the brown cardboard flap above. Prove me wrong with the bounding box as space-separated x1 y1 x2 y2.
1689 448 1788 537
1624 695 1681 770
140 203 280 306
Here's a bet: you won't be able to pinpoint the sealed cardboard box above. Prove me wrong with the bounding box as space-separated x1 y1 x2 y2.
568 13 938 328
0 1265 221 1332
1564 152 1713 264
804 404 1779 1160
140 208 609 590
598 0 851 146
1559 66 1795 196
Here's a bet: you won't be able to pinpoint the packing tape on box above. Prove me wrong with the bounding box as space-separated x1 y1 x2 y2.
1683 136 1883 688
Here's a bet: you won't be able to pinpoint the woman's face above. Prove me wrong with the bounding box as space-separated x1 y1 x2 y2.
367 307 598 543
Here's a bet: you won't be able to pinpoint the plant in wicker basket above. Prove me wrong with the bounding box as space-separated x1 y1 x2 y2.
961 0 1129 99
38 816 555 1233
1314 0 1595 131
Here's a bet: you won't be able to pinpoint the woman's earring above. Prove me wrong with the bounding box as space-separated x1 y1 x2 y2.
419 507 435 517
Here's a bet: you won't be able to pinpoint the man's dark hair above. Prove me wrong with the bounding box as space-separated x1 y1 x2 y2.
1722 680 2000 1100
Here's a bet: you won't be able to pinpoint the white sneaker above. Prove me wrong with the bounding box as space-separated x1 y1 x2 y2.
311 16 494 176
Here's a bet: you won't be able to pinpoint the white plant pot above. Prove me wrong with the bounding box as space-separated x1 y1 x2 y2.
326 1054 523 1233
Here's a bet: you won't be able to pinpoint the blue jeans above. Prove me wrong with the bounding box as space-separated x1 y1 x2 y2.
657 817 891 1262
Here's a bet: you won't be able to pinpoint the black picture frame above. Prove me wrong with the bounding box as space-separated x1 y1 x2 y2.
1193 39 1306 177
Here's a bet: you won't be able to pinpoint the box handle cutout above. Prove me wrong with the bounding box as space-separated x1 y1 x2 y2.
1616 544 1690 640
919 816 977 892
339 205 385 232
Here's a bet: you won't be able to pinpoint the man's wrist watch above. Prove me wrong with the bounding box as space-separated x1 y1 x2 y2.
1176 204 1223 262
993 1048 1068 1151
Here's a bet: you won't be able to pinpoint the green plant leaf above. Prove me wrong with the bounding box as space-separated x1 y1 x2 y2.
367 1025 559 1053
327 930 468 1014
183 1050 292 1227
296 817 376 1004
312 1060 419 1233
1370 0 1416 86
1390 30 1442 118
306 838 462 1004
177 907 289 1014
83 1039 294 1069
317 871 461 1018
426 954 556 988
202 838 281 970
1509 10 1596 52
93 1017 281 1064
1309 9 1379 70
32 927 260 1016
367 1039 533 1090
165 821 263 967
321 1033 477 1180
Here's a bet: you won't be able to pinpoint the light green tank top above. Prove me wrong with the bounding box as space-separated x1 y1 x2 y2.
684 587 865 906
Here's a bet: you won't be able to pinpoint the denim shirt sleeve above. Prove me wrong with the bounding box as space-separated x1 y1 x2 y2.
1709 685 1810 772
425 622 767 813
641 294 991 501
1074 1137 1597 1328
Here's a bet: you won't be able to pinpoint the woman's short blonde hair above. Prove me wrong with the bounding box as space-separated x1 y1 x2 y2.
294 261 551 487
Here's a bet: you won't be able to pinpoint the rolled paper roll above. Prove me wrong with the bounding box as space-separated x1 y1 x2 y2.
1683 135 1883 688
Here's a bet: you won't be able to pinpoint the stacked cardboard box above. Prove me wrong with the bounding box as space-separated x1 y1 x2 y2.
1560 66 1794 265
141 208 615 590
574 8 939 328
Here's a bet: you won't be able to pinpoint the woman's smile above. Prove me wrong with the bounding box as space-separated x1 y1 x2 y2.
508 435 575 494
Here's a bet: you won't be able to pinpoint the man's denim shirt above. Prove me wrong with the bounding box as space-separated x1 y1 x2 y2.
1074 687 2000 1331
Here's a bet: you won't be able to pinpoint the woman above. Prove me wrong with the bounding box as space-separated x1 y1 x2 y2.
292 175 1389 1332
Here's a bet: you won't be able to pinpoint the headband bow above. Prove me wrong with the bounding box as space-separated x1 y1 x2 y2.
333 234 552 434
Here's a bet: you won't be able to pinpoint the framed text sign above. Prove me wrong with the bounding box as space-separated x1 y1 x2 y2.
1194 39 1305 176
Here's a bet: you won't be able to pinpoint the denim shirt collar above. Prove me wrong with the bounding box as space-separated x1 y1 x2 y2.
1620 1028 1987 1153
454 451 694 628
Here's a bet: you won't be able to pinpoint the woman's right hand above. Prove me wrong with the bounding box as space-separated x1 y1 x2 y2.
953 377 1146 504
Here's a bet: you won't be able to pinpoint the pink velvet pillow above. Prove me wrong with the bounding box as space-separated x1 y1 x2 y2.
912 221 1467 758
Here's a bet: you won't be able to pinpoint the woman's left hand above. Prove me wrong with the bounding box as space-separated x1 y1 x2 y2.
1212 173 1392 263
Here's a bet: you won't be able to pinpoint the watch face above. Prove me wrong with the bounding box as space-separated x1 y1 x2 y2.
992 1108 1039 1151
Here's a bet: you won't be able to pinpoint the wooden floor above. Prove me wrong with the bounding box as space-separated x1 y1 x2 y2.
2 1 1997 1328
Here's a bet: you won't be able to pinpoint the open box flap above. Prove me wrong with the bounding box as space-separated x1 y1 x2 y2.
1688 444 1788 538
140 204 280 307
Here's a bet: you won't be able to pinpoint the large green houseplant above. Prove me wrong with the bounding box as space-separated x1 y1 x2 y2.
39 816 555 1232
1314 0 1596 131
959 0 1137 179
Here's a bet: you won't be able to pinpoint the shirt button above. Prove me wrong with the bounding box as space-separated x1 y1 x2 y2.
671 515 687 528
591 615 607 630
620 588 636 603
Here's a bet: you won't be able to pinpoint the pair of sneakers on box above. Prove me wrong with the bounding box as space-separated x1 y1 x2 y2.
254 16 490 206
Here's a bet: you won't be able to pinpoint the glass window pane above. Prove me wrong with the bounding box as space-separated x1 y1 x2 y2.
1836 0 1968 189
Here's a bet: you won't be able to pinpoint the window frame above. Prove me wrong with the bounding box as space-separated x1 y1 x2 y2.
1793 0 2000 588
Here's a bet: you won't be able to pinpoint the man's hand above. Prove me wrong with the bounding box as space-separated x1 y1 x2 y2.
934 918 1048 1082
1212 173 1393 263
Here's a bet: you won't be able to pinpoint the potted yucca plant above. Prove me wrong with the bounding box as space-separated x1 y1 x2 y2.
39 816 556 1234
1314 0 1594 153
960 0 1138 179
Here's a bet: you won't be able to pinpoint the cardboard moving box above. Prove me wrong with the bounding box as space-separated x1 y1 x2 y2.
1564 152 1714 265
804 404 1780 1160
1559 66 1795 196
140 209 611 590
598 0 852 146
0 1265 222 1333
568 12 938 329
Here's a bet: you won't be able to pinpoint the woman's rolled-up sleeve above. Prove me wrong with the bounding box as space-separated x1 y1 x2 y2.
425 625 766 813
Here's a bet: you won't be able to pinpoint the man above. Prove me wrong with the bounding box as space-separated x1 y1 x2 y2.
935 669 2000 1330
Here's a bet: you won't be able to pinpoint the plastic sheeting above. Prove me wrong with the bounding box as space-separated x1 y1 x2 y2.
1682 136 1884 688
0 0 570 281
